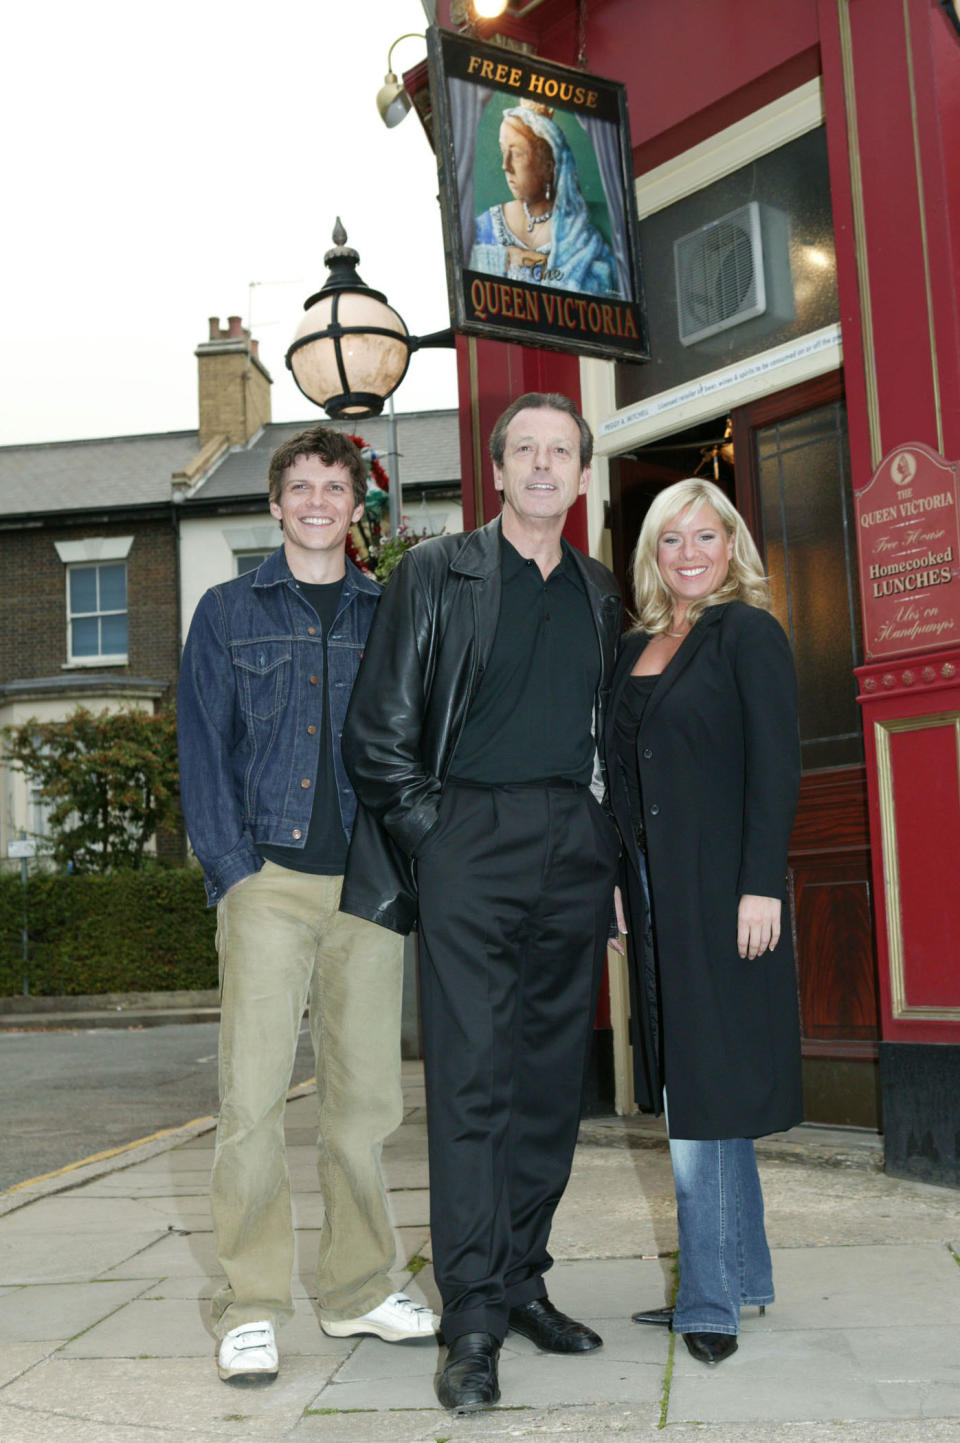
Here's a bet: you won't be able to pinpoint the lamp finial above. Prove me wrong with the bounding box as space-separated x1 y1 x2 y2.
324 219 360 272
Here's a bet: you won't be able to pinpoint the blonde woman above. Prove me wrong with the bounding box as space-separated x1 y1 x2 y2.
606 478 802 1365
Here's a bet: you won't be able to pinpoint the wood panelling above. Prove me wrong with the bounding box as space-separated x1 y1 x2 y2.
789 765 880 1048
791 765 871 853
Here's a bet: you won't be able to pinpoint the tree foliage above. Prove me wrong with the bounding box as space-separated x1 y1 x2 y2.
2 707 181 873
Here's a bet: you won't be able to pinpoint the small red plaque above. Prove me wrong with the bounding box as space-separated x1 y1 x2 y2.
855 443 960 660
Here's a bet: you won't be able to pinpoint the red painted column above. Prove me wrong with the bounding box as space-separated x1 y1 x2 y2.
819 0 960 1181
819 0 960 471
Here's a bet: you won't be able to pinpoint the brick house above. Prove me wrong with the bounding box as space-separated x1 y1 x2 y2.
0 317 460 863
0 432 190 856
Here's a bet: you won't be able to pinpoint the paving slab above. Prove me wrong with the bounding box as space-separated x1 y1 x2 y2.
330 1333 442 1383
0 1406 252 1443
754 1158 960 1247
379 1156 434 1190
0 1280 151 1345
98 1230 220 1281
768 1242 960 1326
0 1195 172 1235
382 1188 431 1227
123 1274 219 1301
669 1322 960 1423
59 1295 357 1361
315 1338 666 1415
0 1356 333 1437
531 1257 675 1320
0 1230 168 1287
75 1172 210 1198
0 1340 62 1391
291 1422 960 1443
2 1411 955 1443
549 1146 680 1259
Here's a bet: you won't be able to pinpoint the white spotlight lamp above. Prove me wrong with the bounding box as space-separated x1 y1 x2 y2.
376 33 423 127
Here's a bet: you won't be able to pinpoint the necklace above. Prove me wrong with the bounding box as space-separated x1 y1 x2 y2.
522 201 553 233
665 630 687 639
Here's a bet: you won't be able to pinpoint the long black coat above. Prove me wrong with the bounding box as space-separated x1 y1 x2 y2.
606 601 803 1140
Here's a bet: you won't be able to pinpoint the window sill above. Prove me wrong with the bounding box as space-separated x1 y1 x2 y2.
61 657 129 670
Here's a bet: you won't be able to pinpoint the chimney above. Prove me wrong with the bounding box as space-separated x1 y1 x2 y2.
195 314 273 447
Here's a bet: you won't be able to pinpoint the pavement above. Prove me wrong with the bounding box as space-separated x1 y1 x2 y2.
2 1047 960 1443
0 991 222 1031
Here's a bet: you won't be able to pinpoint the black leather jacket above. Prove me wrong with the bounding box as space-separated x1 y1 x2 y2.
340 516 622 934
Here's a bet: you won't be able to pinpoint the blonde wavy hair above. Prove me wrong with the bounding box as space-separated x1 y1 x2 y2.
630 478 769 635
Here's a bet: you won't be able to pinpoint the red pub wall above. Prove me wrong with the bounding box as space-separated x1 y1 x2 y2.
440 2 960 1069
817 0 960 1057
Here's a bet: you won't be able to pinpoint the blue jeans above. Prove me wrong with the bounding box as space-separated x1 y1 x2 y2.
668 1134 774 1336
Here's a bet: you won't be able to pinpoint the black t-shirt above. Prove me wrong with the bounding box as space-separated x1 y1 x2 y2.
451 537 598 785
259 578 347 875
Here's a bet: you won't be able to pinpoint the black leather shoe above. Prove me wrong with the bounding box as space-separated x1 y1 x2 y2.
437 1332 500 1413
507 1298 602 1353
683 1331 738 1365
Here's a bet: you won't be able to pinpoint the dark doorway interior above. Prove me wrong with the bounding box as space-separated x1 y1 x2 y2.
607 414 734 605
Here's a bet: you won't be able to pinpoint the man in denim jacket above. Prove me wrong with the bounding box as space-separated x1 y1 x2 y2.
178 426 437 1384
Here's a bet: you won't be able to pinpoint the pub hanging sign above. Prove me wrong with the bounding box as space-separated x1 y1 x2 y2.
426 27 648 362
855 443 960 659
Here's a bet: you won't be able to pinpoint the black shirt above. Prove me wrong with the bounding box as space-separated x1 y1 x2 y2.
260 578 347 875
451 536 599 785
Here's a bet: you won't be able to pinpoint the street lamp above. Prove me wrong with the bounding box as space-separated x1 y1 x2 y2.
285 219 453 420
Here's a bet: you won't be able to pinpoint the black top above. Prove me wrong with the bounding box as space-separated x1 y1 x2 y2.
451 536 599 785
614 673 658 844
260 577 347 875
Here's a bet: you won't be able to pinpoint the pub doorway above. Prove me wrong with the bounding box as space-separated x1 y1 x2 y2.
607 373 881 1129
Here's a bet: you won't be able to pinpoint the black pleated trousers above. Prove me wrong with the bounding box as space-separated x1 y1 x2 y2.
415 779 620 1343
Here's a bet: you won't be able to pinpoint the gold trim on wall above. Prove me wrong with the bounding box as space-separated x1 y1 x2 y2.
901 0 944 455
467 336 485 527
837 0 882 468
874 711 960 1020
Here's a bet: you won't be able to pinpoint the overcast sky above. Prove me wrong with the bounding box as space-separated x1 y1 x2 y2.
2 0 458 447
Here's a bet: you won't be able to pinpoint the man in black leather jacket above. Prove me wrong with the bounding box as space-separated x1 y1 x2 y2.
341 393 621 1414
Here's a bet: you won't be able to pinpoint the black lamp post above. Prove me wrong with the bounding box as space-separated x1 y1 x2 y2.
285 220 453 420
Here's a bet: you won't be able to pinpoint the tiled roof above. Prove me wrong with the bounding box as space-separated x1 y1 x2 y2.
190 411 461 503
0 412 461 519
0 431 199 518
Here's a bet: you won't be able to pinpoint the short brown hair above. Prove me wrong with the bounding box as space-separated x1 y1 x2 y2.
267 426 367 509
489 392 593 469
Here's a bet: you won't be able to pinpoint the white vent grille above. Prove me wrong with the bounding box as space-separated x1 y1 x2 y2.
675 201 769 346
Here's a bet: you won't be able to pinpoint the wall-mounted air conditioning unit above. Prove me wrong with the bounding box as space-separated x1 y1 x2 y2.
674 201 794 348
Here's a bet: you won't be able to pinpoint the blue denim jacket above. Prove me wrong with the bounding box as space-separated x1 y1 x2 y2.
178 547 382 905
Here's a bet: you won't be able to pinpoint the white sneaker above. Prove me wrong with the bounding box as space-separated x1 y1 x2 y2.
321 1291 439 1342
217 1319 279 1381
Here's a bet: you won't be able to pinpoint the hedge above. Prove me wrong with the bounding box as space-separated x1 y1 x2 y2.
0 868 217 996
